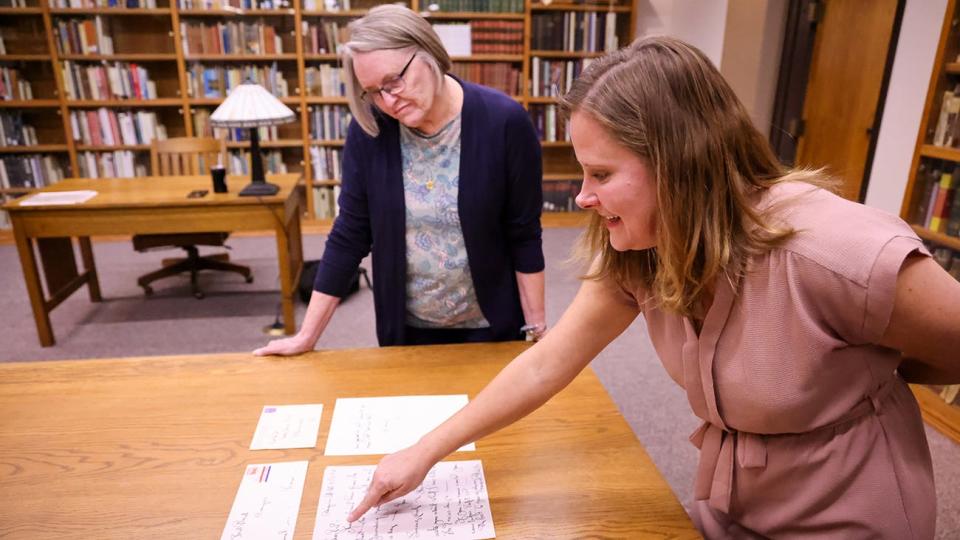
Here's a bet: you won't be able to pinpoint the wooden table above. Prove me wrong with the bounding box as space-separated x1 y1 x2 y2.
0 342 699 539
2 174 304 347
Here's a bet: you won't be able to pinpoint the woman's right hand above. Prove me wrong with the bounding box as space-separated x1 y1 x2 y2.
346 444 437 523
252 334 315 356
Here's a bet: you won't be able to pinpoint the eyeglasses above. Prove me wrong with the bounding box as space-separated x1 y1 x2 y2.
359 53 417 105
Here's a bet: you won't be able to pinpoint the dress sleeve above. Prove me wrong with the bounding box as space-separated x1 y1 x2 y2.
313 120 374 297
503 104 545 273
784 195 931 346
860 235 930 343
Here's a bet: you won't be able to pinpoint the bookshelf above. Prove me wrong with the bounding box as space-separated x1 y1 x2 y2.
0 0 639 227
901 0 960 443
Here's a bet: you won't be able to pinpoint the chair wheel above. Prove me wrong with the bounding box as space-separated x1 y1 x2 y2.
193 291 205 299
245 275 254 284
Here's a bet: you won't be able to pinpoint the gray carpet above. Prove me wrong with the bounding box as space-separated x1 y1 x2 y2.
2 228 957 537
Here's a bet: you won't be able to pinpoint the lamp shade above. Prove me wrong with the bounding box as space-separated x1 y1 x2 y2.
209 83 295 128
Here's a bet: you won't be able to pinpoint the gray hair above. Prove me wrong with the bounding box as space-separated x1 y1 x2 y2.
341 4 452 136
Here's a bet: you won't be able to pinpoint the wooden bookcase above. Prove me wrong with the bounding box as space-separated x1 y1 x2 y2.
0 0 638 227
902 0 960 443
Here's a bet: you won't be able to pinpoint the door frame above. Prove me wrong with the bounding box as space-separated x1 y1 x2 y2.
769 0 906 202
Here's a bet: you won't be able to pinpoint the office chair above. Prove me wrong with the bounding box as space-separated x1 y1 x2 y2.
133 137 253 299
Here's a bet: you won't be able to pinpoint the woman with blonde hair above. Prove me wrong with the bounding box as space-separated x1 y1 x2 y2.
344 36 959 538
255 5 545 353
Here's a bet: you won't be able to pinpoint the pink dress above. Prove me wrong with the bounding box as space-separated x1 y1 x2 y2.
630 183 936 538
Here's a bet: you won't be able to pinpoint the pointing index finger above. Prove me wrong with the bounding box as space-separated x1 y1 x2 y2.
346 484 384 523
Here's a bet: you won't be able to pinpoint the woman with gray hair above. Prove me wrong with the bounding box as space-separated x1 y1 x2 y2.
255 5 545 354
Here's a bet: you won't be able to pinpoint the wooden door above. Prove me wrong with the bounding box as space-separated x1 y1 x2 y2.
795 0 899 201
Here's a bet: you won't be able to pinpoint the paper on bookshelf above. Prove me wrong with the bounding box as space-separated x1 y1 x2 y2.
433 24 472 57
19 190 98 206
313 460 495 540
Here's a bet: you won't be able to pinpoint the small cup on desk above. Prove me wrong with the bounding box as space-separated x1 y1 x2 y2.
211 167 227 193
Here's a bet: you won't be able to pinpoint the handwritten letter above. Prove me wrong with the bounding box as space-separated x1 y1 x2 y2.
312 460 495 540
324 395 474 456
221 461 309 540
250 404 324 450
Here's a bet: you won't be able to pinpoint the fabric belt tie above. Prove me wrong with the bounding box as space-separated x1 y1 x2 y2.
688 378 897 515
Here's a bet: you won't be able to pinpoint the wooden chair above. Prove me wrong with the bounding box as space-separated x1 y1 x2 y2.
133 137 253 299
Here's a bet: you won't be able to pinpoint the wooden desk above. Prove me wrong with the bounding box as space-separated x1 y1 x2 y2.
2 174 304 347
0 342 699 539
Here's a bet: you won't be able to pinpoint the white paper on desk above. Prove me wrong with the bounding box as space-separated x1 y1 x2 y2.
221 460 309 540
250 404 324 450
312 460 495 540
324 395 474 456
18 190 97 206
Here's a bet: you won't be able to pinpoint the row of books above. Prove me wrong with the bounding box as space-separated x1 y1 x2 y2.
530 57 592 97
227 149 287 175
304 64 345 97
529 104 569 142
930 244 960 282
428 0 523 12
932 85 960 148
178 0 284 8
310 145 340 180
77 150 147 177
302 20 347 55
531 11 620 53
309 104 351 140
0 155 67 189
53 17 115 56
469 20 524 55
431 22 524 56
301 0 354 10
53 0 159 7
450 62 520 97
0 30 7 56
62 61 158 100
192 108 282 141
312 185 340 219
542 179 582 213
186 63 290 98
912 163 960 236
0 68 33 101
180 21 285 56
0 0 28 7
69 108 168 146
0 112 39 148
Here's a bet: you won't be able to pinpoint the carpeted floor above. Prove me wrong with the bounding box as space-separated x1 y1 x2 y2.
2 228 957 537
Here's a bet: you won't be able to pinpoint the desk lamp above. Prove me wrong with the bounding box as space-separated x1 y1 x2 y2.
209 82 295 197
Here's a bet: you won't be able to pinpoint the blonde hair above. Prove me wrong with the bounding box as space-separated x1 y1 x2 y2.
341 5 452 137
561 36 824 317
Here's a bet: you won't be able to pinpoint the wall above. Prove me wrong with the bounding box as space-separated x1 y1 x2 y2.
864 0 948 214
635 0 786 137
635 0 729 67
718 0 788 137
635 0 948 215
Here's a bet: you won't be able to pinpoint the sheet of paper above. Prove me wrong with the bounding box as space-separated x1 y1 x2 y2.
18 190 97 206
324 395 474 456
221 461 309 540
312 460 495 540
250 404 324 450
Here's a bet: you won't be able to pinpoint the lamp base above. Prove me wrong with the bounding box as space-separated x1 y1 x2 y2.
239 181 280 197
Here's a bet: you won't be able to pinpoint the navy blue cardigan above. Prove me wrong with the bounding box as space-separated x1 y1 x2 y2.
313 79 545 346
